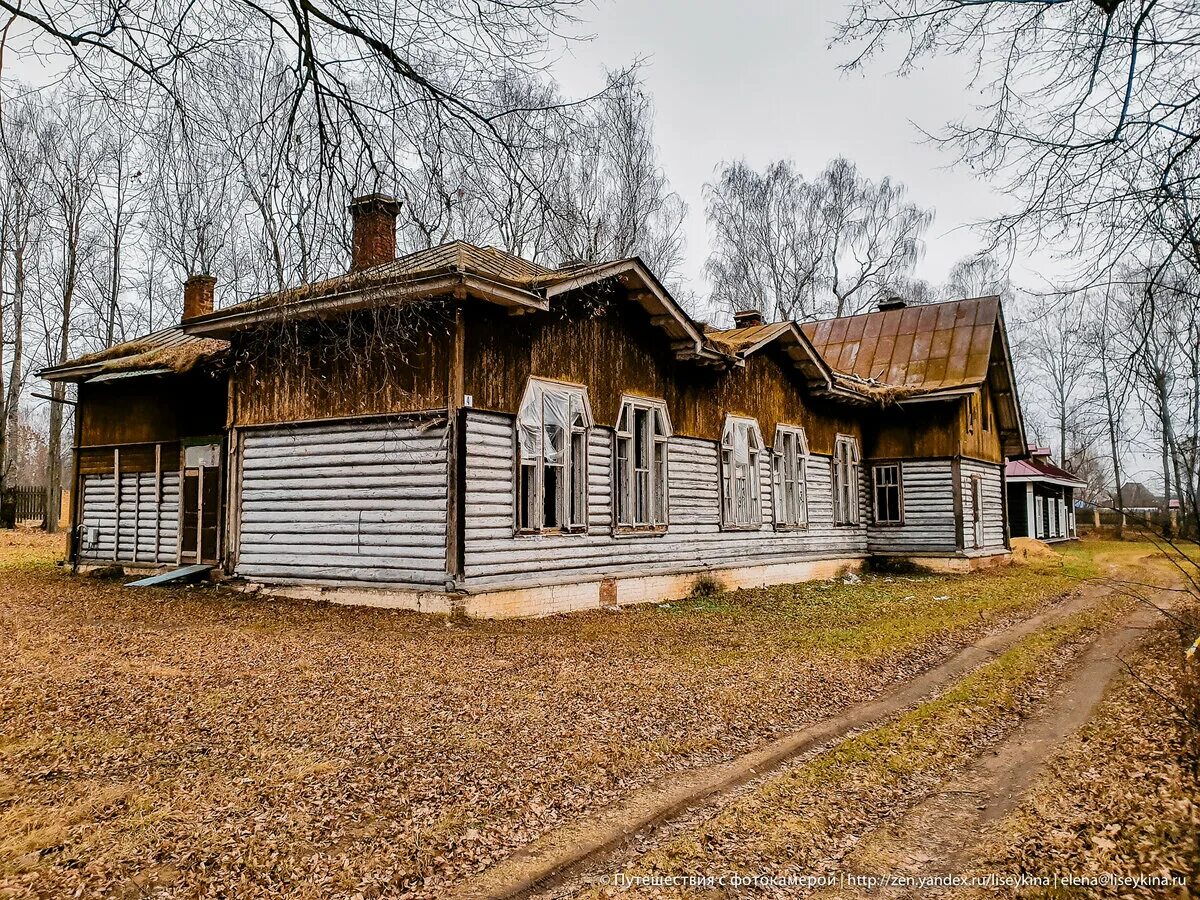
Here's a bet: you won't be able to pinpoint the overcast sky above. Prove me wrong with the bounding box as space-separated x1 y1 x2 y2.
553 0 1029 297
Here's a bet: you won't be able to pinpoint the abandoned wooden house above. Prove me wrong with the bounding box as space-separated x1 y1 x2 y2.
41 194 1029 617
1004 448 1085 542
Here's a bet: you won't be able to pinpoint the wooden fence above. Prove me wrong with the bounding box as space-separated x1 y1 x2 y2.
1 485 49 527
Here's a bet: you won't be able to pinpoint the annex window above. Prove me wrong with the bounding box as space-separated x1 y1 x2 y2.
772 425 808 528
833 435 860 526
615 396 671 530
971 474 985 547
721 416 764 528
517 378 591 533
872 463 902 524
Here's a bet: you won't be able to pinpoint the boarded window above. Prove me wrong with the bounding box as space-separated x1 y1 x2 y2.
721 416 763 528
833 435 860 526
972 475 985 547
615 397 671 529
516 379 591 533
872 463 902 524
772 425 808 528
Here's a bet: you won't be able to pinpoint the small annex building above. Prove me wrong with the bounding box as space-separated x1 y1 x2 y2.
1004 447 1085 542
42 195 1029 618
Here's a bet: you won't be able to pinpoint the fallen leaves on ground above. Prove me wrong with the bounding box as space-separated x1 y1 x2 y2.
0 533 1143 899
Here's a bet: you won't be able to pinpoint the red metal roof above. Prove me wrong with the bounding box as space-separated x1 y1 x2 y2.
1005 456 1086 486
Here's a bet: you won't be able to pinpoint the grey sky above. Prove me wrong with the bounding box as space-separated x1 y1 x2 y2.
553 0 1027 297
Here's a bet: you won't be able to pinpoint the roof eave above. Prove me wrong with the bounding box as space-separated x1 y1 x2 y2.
184 272 548 338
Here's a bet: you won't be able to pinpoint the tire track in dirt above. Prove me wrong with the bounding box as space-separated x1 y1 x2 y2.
451 577 1131 900
810 596 1173 899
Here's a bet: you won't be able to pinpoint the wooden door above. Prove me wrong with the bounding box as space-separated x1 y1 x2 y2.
180 442 222 565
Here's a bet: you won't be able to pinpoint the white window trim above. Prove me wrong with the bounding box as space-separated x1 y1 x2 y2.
721 415 765 530
515 377 593 535
833 434 861 526
614 395 672 533
871 462 903 525
772 425 809 529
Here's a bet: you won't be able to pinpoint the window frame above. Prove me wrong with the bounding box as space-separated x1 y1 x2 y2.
771 425 809 530
871 462 904 526
971 473 985 547
515 377 593 536
832 434 861 527
614 395 672 535
720 415 765 530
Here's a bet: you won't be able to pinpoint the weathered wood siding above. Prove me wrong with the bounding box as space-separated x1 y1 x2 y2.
865 460 958 554
464 299 862 453
78 374 225 447
229 309 452 427
461 409 868 591
961 459 1007 551
234 416 449 587
78 472 180 564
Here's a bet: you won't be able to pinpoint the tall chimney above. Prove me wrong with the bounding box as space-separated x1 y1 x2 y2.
183 274 216 321
349 193 402 271
732 308 764 329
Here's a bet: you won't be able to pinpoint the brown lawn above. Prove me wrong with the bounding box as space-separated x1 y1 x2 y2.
0 530 1138 899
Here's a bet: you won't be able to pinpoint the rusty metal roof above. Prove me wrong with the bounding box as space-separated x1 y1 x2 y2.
800 296 1000 390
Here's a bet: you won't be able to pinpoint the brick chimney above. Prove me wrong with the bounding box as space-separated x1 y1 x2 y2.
183 274 216 321
732 308 764 329
349 193 402 271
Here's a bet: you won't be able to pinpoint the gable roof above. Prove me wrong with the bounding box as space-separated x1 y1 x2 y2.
183 241 726 367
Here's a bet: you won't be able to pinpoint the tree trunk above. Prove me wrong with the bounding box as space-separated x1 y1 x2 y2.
3 242 26 493
46 240 77 534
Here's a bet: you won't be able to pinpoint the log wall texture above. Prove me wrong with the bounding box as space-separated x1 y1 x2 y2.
233 416 449 587
78 471 180 564
459 409 870 592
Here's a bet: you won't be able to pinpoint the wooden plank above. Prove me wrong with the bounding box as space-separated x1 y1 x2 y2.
127 564 212 587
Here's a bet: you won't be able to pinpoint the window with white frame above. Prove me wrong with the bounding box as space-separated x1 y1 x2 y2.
615 396 671 529
872 463 902 524
516 378 591 533
833 435 860 526
721 416 764 528
772 425 808 528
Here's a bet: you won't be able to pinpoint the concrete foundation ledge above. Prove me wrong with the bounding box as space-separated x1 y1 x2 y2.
242 556 872 619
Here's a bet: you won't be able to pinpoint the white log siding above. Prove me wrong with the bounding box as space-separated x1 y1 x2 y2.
461 410 868 591
78 471 180 564
960 459 1007 551
865 460 958 554
235 417 449 587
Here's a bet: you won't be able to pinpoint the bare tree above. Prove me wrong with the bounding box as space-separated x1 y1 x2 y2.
704 157 932 321
704 160 825 321
1015 293 1094 470
836 0 1200 283
37 99 103 532
0 96 46 491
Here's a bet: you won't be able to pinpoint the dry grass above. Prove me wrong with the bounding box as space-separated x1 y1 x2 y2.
595 601 1129 898
0 532 1146 899
969 621 1199 897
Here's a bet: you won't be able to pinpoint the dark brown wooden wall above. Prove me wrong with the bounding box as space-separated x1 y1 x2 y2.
78 373 226 447
463 297 863 453
228 310 452 426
